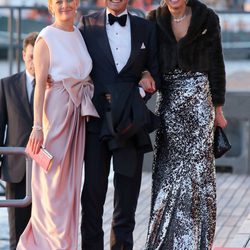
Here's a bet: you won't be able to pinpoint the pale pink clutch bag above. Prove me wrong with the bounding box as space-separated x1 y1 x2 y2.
25 145 53 172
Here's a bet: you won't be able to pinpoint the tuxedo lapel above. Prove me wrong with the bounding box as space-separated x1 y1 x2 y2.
119 14 141 74
96 10 118 72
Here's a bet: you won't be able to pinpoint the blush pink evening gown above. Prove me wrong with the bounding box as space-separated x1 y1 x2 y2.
17 26 99 250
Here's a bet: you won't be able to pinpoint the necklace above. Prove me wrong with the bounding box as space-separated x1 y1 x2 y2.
172 7 189 23
172 14 187 23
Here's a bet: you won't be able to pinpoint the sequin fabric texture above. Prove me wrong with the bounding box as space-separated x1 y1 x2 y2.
145 69 216 250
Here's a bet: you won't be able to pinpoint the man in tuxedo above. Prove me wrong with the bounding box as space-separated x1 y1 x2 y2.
79 1 159 249
0 32 38 249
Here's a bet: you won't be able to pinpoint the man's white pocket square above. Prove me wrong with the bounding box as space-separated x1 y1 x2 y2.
141 43 146 49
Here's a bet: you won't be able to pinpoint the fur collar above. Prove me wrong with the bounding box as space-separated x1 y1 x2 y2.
155 0 210 44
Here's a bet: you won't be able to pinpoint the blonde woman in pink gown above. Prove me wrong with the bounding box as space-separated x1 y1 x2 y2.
17 0 99 249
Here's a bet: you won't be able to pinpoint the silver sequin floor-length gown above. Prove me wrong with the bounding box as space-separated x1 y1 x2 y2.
145 69 216 250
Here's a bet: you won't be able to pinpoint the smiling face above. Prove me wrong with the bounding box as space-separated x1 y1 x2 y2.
106 0 128 16
48 0 79 22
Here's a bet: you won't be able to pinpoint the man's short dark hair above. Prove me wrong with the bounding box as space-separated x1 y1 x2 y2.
23 32 39 51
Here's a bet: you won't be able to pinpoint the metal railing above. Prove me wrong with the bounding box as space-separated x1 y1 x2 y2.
0 181 5 196
0 147 32 207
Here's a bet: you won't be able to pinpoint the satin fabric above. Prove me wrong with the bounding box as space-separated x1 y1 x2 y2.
17 77 99 250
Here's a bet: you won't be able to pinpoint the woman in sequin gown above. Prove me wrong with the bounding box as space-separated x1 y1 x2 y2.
145 0 227 249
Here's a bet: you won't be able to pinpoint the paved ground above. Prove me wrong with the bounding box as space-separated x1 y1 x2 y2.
1 172 250 250
214 173 250 248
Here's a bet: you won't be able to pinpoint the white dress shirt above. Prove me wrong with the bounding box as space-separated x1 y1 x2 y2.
105 9 145 98
25 70 35 102
106 9 131 73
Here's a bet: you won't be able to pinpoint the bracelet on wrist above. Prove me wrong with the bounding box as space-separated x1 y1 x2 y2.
32 125 43 131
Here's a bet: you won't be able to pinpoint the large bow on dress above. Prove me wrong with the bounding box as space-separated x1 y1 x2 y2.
62 77 99 118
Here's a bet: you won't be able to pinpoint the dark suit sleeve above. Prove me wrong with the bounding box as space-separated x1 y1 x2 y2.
0 79 7 165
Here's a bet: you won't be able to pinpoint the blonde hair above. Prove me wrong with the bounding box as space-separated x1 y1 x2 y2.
48 0 53 15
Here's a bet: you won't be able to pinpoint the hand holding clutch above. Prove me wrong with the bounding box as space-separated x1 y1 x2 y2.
214 126 231 159
25 145 53 172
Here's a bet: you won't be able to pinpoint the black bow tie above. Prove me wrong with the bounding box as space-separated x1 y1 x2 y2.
108 13 127 27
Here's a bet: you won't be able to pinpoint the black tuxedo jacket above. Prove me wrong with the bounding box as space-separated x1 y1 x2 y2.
0 71 33 183
79 9 160 133
79 10 160 176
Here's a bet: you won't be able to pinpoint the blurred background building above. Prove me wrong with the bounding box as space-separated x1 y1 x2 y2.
1 0 250 61
82 0 250 12
0 0 250 11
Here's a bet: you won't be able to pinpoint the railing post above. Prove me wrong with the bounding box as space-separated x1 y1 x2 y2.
0 147 32 208
7 7 14 75
16 7 22 73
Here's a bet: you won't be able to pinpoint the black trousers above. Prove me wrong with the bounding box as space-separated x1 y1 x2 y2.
5 176 31 250
81 132 143 250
